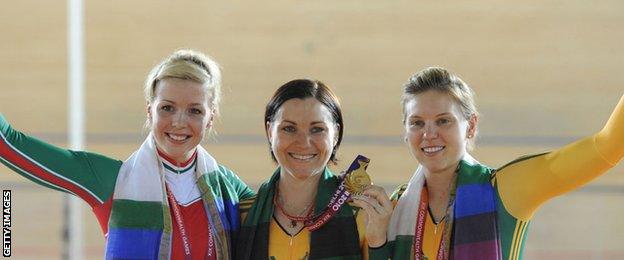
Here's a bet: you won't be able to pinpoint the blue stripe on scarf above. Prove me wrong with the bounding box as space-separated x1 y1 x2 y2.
455 183 496 218
222 200 239 231
105 228 162 259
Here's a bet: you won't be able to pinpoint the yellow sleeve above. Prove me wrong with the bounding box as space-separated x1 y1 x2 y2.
595 95 624 165
496 94 624 221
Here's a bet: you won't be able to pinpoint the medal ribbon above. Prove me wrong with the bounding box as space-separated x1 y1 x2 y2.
304 178 351 231
304 155 370 230
166 184 214 259
413 186 448 260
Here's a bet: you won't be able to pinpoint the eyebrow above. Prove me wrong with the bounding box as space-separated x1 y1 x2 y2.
280 120 328 125
408 112 452 119
161 99 204 107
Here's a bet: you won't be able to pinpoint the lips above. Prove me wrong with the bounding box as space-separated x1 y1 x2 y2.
421 146 444 155
289 153 317 161
166 133 191 143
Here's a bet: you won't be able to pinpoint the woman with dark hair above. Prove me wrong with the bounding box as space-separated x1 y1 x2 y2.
236 79 393 259
0 50 254 259
383 67 623 259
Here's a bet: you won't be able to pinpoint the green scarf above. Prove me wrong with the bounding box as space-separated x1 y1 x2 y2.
236 167 362 260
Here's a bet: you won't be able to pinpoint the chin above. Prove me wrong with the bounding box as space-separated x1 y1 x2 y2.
162 146 192 160
418 158 445 172
285 167 323 180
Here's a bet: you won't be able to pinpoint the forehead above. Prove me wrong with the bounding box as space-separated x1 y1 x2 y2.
404 90 462 117
274 98 333 123
154 78 209 104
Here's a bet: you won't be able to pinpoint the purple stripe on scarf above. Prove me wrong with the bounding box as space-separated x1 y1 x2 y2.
453 211 498 244
453 240 501 260
455 183 496 218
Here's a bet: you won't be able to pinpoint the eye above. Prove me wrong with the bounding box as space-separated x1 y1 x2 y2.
160 105 174 112
281 125 296 133
311 126 326 134
436 117 451 126
189 108 204 115
409 120 425 128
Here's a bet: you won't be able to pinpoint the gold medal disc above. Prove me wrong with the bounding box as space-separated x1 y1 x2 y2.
344 157 372 195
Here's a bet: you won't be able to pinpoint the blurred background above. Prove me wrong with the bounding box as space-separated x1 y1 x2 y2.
0 1 623 259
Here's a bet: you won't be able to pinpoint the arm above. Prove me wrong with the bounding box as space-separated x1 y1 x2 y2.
218 165 256 200
362 185 406 260
496 95 624 220
0 114 122 207
355 208 390 260
351 186 392 248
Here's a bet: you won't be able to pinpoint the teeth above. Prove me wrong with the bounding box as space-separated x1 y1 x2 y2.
422 146 443 153
290 153 315 160
167 133 188 141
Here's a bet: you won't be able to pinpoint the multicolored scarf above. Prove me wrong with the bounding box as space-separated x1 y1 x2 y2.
105 135 232 260
236 168 362 260
388 155 501 260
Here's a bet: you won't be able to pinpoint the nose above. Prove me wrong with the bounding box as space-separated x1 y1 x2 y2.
423 124 438 140
295 131 312 147
171 111 187 127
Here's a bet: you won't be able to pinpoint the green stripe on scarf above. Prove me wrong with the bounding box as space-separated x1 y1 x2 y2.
455 161 493 186
236 167 361 260
386 235 414 259
109 200 164 229
198 172 229 259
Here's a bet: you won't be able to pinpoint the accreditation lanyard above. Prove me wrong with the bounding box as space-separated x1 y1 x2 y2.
304 156 371 231
413 186 447 260
166 184 215 260
304 178 351 231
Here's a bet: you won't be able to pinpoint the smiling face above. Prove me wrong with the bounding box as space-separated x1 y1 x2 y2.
404 90 476 174
148 78 213 163
267 98 339 180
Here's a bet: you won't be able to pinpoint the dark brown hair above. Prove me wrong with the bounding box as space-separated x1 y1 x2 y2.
264 79 344 164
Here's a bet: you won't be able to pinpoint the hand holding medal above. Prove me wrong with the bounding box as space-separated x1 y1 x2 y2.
304 155 373 231
346 156 393 248
303 155 392 248
304 155 371 231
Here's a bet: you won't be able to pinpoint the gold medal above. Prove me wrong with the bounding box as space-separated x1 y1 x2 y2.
344 155 372 195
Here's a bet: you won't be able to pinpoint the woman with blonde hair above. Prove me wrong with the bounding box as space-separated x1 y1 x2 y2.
383 67 623 259
0 50 254 259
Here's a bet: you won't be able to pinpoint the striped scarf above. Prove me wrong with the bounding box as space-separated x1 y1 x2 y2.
388 155 501 260
105 135 232 260
236 168 362 260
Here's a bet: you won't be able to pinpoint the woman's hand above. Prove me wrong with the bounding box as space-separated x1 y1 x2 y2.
349 185 393 248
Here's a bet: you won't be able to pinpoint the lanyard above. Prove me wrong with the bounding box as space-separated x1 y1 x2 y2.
304 179 351 231
413 186 448 260
166 184 215 259
304 155 369 231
